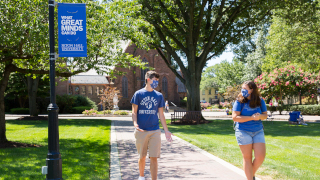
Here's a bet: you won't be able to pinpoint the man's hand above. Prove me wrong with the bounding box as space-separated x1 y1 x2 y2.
134 122 144 132
165 131 174 142
252 113 261 121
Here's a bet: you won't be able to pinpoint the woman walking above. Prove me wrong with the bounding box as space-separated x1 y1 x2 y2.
232 81 268 180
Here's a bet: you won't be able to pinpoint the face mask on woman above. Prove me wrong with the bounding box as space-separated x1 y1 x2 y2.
150 80 159 89
241 89 250 98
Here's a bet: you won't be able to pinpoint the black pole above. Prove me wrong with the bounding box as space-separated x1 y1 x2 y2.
47 0 62 179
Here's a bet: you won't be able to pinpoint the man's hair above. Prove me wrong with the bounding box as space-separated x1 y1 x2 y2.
145 70 160 83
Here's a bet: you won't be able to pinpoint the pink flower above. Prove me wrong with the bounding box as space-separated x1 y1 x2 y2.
287 74 289 76
296 82 299 86
288 61 291 63
285 81 289 86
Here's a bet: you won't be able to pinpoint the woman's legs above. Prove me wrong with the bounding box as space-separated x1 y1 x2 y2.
239 144 253 180
252 143 266 177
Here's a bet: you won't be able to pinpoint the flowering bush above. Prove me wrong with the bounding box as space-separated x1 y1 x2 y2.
82 109 98 115
220 102 232 109
255 64 320 104
200 102 211 109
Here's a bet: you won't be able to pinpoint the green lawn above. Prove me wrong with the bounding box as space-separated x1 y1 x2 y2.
0 119 111 180
164 120 320 180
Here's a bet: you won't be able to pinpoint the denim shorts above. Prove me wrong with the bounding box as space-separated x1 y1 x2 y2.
235 128 265 145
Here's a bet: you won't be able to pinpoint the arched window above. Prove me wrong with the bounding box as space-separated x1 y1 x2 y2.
68 85 73 95
81 86 86 95
88 86 93 95
162 77 168 98
140 58 149 88
75 86 79 95
122 76 128 98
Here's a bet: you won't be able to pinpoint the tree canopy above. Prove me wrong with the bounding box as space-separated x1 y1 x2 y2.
113 0 311 111
0 0 144 143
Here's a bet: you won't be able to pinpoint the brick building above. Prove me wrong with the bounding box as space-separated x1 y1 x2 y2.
56 44 186 109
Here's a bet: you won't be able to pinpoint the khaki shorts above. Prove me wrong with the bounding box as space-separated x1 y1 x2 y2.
134 129 161 159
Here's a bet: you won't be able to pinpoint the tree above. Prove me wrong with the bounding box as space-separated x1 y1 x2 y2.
242 29 267 81
222 85 241 103
255 64 320 105
114 0 311 112
262 1 320 73
98 86 122 110
0 0 144 144
203 59 245 94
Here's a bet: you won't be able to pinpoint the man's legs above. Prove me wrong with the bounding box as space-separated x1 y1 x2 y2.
150 157 158 180
139 156 147 177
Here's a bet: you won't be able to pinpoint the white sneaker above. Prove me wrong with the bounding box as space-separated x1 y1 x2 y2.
138 176 145 180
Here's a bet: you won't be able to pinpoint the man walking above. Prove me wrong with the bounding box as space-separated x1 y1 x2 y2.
131 71 173 180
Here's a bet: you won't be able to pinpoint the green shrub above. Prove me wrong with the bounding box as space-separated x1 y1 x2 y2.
113 111 129 115
207 106 212 109
287 105 320 115
10 108 29 114
72 106 92 114
266 105 277 112
57 94 76 113
74 95 97 110
103 110 112 114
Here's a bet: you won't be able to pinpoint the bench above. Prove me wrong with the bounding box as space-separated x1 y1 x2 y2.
171 110 203 124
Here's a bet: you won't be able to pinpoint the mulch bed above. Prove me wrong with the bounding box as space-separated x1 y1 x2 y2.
0 141 42 149
16 116 48 120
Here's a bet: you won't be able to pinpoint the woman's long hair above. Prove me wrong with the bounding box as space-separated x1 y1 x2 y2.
237 81 262 108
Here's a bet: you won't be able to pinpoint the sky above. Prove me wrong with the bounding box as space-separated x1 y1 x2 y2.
205 48 234 68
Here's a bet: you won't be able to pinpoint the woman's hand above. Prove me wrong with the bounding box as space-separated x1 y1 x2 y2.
252 112 261 121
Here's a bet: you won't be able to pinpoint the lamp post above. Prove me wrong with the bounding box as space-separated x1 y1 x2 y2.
46 0 62 179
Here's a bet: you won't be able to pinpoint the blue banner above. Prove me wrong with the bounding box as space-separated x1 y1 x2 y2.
58 3 87 57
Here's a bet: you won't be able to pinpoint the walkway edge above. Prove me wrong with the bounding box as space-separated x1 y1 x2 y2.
163 130 262 180
110 121 122 180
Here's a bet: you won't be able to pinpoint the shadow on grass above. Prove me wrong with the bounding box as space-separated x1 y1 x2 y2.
166 120 320 137
6 119 110 129
1 119 111 180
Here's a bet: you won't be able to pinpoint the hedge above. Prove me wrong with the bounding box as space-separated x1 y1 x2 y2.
266 104 320 115
72 106 92 114
10 108 29 114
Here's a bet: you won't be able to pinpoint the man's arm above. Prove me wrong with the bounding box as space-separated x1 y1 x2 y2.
132 104 144 132
158 107 173 142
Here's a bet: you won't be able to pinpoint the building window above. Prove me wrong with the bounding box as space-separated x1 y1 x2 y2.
202 90 205 95
69 85 73 95
122 76 128 98
141 58 149 88
88 86 93 95
81 86 86 95
215 90 219 94
162 77 168 98
215 96 218 99
209 98 212 104
75 86 79 95
209 89 211 95
96 86 99 95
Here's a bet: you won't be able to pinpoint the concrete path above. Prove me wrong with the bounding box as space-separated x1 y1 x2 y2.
112 118 249 180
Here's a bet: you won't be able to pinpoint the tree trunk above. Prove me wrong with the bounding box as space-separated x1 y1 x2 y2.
299 90 302 105
27 76 40 116
185 73 202 112
0 64 13 143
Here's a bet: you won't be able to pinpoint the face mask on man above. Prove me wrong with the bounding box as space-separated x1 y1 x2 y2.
241 89 250 98
150 80 159 89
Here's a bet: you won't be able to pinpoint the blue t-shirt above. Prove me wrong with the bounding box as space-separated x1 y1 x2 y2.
130 88 165 131
233 99 267 132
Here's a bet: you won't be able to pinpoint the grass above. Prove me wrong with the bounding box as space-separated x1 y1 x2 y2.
0 119 111 180
162 120 320 180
